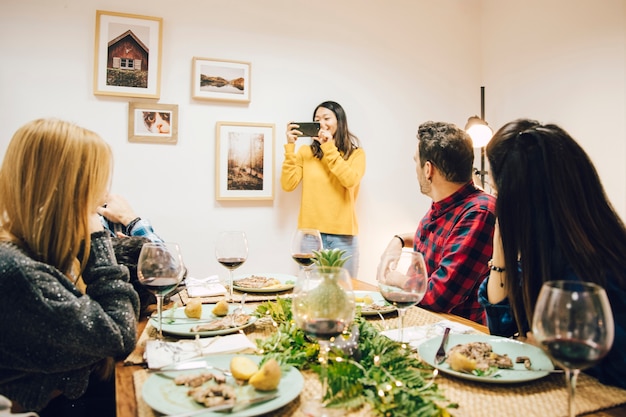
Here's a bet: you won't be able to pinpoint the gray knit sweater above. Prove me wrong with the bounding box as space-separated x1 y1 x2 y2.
0 231 140 411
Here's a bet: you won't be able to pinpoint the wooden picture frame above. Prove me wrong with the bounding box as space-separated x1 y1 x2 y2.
94 10 162 98
128 102 178 144
192 57 251 103
215 122 274 200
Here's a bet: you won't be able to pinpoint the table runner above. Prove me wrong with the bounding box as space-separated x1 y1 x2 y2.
131 307 626 417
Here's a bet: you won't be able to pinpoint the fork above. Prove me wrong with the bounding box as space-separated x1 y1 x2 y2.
434 327 451 364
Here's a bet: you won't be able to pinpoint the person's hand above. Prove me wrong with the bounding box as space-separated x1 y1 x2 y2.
315 128 334 145
286 122 300 144
96 194 137 226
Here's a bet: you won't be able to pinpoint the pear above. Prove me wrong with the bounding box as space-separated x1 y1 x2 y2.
447 351 477 373
212 300 229 317
229 356 259 381
249 358 281 391
184 299 203 319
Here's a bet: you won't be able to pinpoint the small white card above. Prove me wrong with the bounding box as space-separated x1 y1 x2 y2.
185 275 227 297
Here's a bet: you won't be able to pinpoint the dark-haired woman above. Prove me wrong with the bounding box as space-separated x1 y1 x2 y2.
478 118 626 388
281 101 365 278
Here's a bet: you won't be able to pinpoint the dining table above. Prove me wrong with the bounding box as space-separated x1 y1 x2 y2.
115 278 626 417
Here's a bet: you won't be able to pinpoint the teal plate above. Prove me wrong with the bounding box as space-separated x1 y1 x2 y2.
142 354 304 416
418 333 555 384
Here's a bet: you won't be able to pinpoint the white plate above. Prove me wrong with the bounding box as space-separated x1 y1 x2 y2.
354 290 396 316
418 333 555 384
151 304 257 338
232 273 296 293
142 354 304 416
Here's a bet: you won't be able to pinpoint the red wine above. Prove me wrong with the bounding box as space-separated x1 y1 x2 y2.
217 257 245 270
542 338 609 370
302 319 347 341
381 291 422 309
292 253 315 267
142 277 180 296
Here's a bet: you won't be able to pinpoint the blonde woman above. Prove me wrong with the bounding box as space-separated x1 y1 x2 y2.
0 119 139 414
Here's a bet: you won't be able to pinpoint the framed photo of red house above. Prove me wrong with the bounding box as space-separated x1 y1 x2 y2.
93 10 162 98
215 122 274 200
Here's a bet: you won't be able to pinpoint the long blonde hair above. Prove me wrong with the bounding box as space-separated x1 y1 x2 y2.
0 118 112 277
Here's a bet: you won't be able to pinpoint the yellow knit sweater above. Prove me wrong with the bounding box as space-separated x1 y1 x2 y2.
281 141 366 235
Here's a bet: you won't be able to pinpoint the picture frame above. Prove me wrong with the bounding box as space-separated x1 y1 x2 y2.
192 57 251 103
128 102 178 144
93 10 163 98
215 122 274 200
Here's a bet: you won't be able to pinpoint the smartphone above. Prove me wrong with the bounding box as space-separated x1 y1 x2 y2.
294 122 320 137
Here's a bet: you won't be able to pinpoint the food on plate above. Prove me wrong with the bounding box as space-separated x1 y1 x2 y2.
230 356 259 381
184 299 203 319
188 382 236 407
516 355 532 369
249 358 282 391
446 341 513 376
174 372 226 387
190 314 251 332
212 300 230 317
355 294 374 304
233 275 283 289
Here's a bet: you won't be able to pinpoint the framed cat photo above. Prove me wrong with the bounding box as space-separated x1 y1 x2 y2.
94 10 163 98
128 102 178 144
192 57 251 103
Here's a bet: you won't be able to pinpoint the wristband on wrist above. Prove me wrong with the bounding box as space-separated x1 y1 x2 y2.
125 217 141 235
488 259 505 272
394 235 405 248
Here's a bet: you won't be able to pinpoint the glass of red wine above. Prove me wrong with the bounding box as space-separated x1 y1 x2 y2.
292 265 355 416
215 231 248 302
532 280 614 417
137 242 185 339
377 249 428 344
290 228 323 275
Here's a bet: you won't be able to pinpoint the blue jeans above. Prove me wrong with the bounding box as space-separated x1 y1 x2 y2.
321 234 359 278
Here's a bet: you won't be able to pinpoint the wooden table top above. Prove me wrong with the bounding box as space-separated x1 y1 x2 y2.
115 279 626 417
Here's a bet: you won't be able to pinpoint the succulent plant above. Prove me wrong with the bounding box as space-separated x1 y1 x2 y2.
312 248 351 268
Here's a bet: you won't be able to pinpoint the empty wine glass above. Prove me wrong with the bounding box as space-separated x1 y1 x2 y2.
377 249 428 344
292 266 355 416
291 228 323 273
137 242 185 339
215 231 248 302
532 280 614 417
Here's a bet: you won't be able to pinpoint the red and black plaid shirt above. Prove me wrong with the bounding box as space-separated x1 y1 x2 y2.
414 182 496 324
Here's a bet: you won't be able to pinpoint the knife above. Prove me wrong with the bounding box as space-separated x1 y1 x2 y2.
147 360 232 377
167 393 279 417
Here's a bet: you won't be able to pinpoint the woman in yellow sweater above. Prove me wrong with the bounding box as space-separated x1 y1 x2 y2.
281 101 366 278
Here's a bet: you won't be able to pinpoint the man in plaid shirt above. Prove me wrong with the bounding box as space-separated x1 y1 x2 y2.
383 121 495 324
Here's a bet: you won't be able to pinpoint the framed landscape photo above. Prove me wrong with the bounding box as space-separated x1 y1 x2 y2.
128 102 178 144
94 10 162 98
215 122 274 200
192 57 251 103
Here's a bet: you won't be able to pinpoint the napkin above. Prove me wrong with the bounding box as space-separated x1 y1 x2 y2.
381 319 476 350
144 333 257 369
185 275 227 298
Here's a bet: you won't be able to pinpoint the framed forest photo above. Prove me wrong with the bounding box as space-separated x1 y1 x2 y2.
128 102 178 144
192 57 251 103
93 10 162 98
215 122 274 200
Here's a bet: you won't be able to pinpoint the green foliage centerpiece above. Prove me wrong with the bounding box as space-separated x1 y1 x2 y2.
254 249 454 416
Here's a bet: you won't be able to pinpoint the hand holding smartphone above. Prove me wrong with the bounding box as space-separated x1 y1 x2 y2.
294 122 320 137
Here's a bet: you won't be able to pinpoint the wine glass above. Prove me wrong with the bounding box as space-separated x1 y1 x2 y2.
377 249 428 344
137 242 185 339
292 266 355 416
291 228 323 273
532 280 614 417
215 231 248 302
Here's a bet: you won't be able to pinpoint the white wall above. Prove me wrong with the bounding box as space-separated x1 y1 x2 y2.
0 0 624 285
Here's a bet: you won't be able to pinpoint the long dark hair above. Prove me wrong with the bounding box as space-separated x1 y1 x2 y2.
310 101 360 160
487 118 626 333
